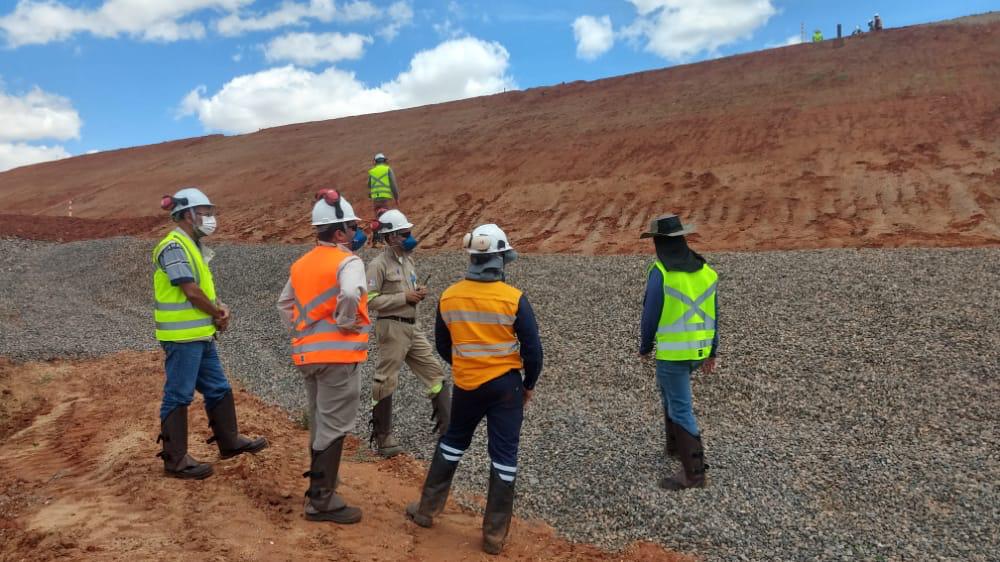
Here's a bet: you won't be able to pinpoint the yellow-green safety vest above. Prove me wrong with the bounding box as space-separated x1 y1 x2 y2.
368 164 394 200
152 230 217 342
649 260 717 361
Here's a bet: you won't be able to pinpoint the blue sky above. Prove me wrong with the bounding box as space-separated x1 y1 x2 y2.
0 0 995 171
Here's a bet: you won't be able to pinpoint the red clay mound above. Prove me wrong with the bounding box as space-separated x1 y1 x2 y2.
1 16 998 253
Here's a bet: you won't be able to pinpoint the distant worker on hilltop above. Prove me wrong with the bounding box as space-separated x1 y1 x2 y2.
873 13 883 31
812 29 823 42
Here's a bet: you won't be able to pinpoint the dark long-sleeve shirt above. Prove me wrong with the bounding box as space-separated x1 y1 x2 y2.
435 294 543 389
639 266 719 357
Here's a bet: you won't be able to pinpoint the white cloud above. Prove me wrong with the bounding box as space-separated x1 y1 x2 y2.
0 142 71 172
179 36 515 134
378 1 413 41
264 31 371 65
620 0 777 61
216 0 377 36
572 15 614 60
0 86 81 142
766 33 801 48
0 0 251 47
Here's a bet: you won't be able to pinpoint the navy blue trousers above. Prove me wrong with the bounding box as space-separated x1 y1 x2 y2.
438 370 524 482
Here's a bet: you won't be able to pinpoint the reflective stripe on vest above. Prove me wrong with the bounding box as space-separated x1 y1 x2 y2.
152 230 217 342
439 279 523 390
368 164 394 199
289 245 370 365
649 260 717 361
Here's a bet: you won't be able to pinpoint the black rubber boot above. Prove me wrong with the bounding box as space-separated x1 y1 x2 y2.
304 437 362 524
405 444 459 527
481 467 516 555
664 414 678 459
371 395 403 458
157 406 213 480
206 391 267 459
429 383 452 436
660 425 707 491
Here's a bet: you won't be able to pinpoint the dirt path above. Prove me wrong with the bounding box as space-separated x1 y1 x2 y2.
0 353 688 561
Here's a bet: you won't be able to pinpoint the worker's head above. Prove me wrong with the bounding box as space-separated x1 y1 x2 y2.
378 209 418 252
463 224 517 281
311 189 367 250
373 152 387 164
161 187 216 238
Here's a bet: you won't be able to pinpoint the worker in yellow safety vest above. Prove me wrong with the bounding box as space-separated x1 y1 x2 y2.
638 214 719 491
277 189 371 525
368 152 399 210
153 187 267 480
812 29 823 42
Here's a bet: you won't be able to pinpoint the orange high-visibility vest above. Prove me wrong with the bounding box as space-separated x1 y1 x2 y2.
289 245 371 365
439 279 523 390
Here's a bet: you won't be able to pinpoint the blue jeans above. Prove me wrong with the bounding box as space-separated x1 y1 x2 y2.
160 340 232 420
655 359 703 437
438 370 524 483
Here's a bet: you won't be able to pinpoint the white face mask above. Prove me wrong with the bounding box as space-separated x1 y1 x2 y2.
196 215 217 236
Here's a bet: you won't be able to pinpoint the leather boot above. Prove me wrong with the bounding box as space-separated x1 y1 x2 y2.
405 444 459 527
429 383 452 436
481 467 516 555
206 391 268 459
664 414 678 459
304 437 362 524
157 406 213 479
660 424 706 491
371 395 403 458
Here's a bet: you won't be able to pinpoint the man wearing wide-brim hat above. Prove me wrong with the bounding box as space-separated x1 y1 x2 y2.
639 213 719 491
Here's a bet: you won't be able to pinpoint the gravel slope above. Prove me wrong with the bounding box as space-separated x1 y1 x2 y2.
1 237 997 561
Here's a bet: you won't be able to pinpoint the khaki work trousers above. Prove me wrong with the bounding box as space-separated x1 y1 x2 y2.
298 362 361 450
373 318 444 403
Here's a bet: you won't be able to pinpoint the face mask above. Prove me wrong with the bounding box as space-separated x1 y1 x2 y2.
350 228 368 251
401 234 419 252
196 215 217 236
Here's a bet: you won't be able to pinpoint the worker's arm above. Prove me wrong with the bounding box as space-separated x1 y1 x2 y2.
179 282 224 320
334 256 367 332
639 267 663 356
365 259 408 312
434 305 452 364
276 277 296 330
513 295 542 390
710 290 719 358
388 168 399 201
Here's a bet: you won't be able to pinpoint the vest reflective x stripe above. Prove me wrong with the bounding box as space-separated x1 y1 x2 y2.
439 279 523 390
649 260 717 361
152 230 217 341
289 245 370 365
368 164 394 199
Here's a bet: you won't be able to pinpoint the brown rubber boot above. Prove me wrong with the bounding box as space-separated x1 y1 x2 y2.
429 383 452 436
206 391 267 459
157 406 213 480
405 444 459 527
371 395 403 458
659 425 706 491
664 414 678 459
304 437 362 524
481 467 516 555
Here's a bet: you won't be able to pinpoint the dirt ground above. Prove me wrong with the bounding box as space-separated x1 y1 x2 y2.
1 17 998 253
0 353 688 562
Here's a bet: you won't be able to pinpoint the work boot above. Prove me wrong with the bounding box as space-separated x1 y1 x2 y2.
304 437 362 524
481 467 516 555
405 444 459 527
157 406 213 480
206 391 268 459
659 425 706 491
371 395 404 458
664 414 678 459
429 383 452 436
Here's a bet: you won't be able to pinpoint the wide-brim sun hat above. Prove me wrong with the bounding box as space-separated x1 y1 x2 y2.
640 214 696 238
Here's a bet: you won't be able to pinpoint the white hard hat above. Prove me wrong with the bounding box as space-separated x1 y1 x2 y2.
378 209 413 234
311 190 359 226
162 187 212 216
374 152 387 162
463 223 512 254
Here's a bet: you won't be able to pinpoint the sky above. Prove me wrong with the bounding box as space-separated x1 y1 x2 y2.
0 0 995 171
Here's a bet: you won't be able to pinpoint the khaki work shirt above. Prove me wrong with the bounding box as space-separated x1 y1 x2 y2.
366 246 419 319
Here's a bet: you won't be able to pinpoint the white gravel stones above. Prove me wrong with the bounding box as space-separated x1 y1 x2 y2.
1 237 997 561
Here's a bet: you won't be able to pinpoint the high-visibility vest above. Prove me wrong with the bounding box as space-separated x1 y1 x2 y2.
152 229 217 342
649 260 717 361
368 164 394 200
289 245 371 365
439 279 523 390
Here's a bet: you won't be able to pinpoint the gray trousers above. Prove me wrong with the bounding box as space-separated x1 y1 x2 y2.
298 362 361 450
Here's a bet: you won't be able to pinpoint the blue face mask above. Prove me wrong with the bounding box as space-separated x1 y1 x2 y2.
401 234 419 252
350 228 368 251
